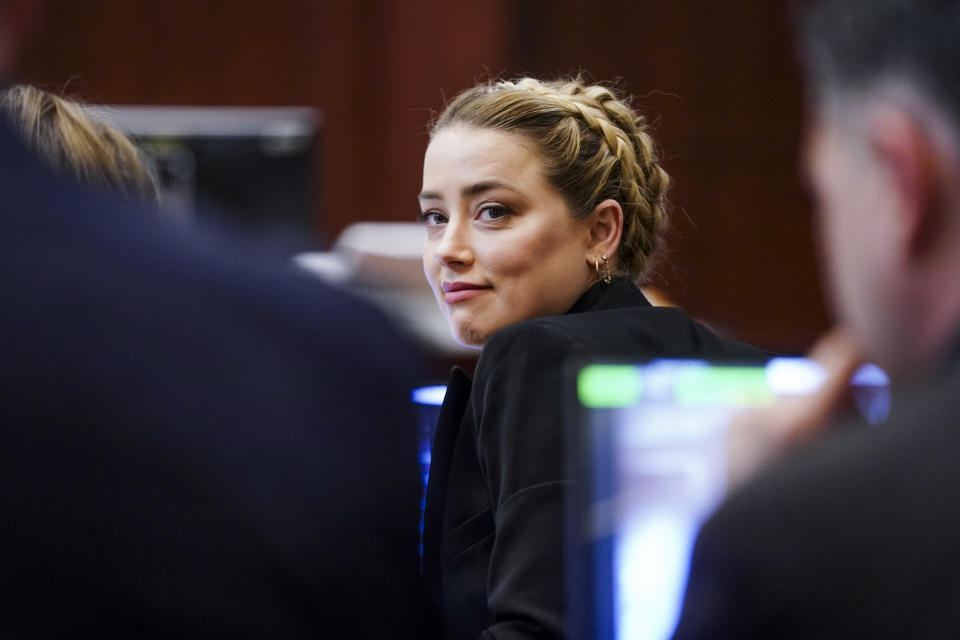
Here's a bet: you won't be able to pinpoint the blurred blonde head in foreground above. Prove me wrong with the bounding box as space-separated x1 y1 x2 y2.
1 84 158 204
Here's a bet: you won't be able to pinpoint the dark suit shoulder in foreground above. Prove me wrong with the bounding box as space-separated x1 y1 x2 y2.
673 368 960 639
0 120 430 638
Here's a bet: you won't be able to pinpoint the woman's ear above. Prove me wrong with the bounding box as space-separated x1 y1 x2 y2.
585 198 624 262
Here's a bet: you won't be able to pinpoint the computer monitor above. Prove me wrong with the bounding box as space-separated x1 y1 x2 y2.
102 105 321 247
565 358 890 640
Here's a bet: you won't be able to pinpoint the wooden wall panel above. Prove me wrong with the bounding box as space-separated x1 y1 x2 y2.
359 0 509 231
19 1 324 104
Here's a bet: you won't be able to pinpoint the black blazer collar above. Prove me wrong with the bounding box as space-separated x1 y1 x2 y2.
566 277 651 315
421 366 472 586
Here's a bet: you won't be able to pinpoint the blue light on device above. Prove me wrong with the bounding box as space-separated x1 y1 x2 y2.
412 384 447 556
412 385 447 406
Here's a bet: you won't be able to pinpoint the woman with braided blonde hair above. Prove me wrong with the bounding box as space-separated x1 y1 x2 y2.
419 76 763 639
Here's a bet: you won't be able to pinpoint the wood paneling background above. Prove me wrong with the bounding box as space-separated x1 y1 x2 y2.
17 0 828 351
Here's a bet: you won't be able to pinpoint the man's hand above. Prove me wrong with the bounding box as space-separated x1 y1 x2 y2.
727 327 865 489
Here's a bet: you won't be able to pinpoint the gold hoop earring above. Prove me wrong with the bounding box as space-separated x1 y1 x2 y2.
597 254 613 285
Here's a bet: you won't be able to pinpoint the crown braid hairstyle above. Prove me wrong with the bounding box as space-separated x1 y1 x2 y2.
430 76 671 283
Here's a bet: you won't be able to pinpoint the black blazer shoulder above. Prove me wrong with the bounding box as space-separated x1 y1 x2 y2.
481 278 765 369
472 278 767 513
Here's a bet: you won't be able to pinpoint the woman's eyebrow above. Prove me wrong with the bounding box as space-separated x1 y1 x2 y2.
462 180 515 197
419 180 516 202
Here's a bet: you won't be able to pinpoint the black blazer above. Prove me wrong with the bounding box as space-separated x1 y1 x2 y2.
422 278 767 639
0 117 430 638
672 347 960 639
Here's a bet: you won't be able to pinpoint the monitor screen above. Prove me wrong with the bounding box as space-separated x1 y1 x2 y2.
102 106 321 247
566 358 890 640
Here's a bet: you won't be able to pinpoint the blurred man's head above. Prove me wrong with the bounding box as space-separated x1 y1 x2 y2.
797 0 960 377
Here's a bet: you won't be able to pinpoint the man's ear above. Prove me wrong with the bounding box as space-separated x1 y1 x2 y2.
585 198 624 263
868 107 940 260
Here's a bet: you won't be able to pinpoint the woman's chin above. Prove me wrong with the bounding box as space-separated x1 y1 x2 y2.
451 324 488 350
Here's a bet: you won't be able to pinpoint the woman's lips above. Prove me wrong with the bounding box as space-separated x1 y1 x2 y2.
442 282 491 304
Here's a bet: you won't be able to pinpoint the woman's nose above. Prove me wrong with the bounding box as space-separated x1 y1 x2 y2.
433 220 473 267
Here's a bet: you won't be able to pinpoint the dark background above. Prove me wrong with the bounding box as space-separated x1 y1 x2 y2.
18 0 826 352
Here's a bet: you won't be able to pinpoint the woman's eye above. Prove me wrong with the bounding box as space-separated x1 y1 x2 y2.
417 211 448 225
478 204 511 221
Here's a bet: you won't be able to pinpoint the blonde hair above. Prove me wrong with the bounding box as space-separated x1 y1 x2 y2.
431 76 671 283
1 84 158 204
